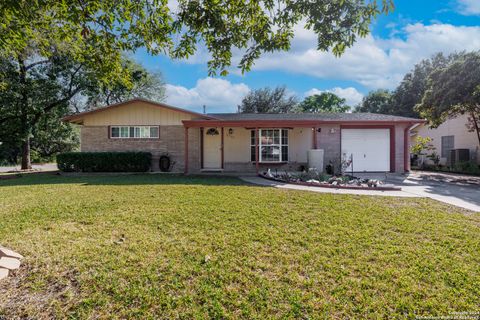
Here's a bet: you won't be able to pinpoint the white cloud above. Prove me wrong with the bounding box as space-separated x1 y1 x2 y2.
165 77 250 113
457 0 480 15
305 87 364 107
236 23 480 89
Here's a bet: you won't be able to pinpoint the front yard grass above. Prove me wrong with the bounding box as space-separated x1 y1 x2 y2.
0 173 479 319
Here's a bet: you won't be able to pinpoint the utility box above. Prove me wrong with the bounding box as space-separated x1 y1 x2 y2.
308 149 325 172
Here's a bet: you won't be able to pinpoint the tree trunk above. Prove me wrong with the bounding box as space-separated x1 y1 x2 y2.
21 136 31 170
18 55 32 170
470 111 480 147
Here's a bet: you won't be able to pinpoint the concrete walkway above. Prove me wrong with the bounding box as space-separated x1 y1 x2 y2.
241 173 480 212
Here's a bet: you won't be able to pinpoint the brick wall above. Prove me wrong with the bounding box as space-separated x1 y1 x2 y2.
80 126 200 172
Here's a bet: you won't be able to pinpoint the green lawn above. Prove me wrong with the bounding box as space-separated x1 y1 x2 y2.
0 173 479 319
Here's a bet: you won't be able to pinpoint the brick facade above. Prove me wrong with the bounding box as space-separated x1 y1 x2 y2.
81 126 200 172
81 124 409 174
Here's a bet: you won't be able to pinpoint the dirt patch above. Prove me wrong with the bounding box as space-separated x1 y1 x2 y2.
0 263 81 319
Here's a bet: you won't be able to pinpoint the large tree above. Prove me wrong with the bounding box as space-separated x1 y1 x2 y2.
238 86 298 113
389 52 457 118
355 89 392 114
417 51 480 146
84 58 166 110
297 93 350 113
0 54 166 167
1 1 394 77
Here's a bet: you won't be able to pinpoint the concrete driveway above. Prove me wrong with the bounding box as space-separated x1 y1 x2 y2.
241 171 480 212
385 171 480 212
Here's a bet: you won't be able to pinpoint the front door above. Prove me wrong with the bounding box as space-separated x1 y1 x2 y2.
203 128 222 169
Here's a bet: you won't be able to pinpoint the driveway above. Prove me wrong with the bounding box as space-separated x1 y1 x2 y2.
241 171 480 212
0 163 58 173
386 171 480 212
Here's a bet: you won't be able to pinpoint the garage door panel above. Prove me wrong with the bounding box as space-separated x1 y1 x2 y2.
341 129 390 172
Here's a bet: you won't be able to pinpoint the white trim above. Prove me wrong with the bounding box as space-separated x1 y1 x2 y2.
250 128 289 163
110 126 160 139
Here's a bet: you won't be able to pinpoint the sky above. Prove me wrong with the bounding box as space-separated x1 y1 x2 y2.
133 0 480 113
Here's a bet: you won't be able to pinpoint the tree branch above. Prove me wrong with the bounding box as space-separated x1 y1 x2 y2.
25 59 50 71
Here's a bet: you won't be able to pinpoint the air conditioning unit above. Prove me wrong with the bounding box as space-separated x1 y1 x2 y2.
448 149 470 167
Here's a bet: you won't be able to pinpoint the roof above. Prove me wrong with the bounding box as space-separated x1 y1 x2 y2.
62 98 218 123
205 112 422 122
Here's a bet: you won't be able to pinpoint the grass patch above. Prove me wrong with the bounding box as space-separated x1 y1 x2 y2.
0 173 479 318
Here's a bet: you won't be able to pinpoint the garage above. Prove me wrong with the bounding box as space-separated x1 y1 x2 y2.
341 128 391 172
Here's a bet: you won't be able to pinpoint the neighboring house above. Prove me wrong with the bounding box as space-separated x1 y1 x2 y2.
410 114 480 165
63 98 424 174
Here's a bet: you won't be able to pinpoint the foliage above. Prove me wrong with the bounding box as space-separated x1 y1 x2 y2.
391 52 459 118
355 89 392 113
296 93 350 113
411 136 435 156
57 152 152 172
0 1 394 78
0 52 163 167
417 51 480 146
0 174 479 318
238 86 298 113
356 53 458 117
0 54 94 168
452 161 480 175
84 58 166 110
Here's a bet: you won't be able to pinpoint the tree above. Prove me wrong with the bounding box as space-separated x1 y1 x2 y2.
390 53 458 118
238 86 298 113
84 58 166 110
1 1 394 77
0 53 165 168
297 93 350 113
417 51 480 146
355 89 392 113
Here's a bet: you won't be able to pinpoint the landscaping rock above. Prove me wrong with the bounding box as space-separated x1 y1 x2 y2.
0 246 24 259
0 257 21 270
0 268 8 281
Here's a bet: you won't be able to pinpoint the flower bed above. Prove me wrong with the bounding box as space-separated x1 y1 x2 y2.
260 169 401 191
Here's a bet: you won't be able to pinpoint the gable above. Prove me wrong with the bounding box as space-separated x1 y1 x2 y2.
64 99 213 126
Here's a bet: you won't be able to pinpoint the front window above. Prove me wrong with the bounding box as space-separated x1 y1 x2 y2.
110 126 160 139
250 129 289 162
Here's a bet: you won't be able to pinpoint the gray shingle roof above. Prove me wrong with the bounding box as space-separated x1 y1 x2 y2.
206 112 421 122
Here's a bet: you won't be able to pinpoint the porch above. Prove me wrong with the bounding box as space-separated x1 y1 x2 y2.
182 119 337 175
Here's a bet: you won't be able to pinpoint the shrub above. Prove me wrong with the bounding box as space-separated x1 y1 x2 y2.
57 152 152 172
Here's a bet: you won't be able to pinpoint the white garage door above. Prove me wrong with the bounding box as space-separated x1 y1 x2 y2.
341 128 390 172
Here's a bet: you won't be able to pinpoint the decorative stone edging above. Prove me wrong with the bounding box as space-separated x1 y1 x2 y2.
259 174 402 191
0 246 23 281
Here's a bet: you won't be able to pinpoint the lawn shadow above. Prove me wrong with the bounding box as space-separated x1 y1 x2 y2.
0 171 253 187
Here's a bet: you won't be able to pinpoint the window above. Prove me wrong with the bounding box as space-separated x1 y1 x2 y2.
250 129 289 162
441 135 454 158
110 126 159 139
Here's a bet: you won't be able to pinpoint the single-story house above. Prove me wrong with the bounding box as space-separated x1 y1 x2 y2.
410 114 480 165
63 98 424 174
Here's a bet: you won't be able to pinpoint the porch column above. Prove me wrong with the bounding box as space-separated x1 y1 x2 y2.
221 127 224 169
200 127 204 169
255 127 260 174
184 127 189 174
404 125 411 173
312 127 318 149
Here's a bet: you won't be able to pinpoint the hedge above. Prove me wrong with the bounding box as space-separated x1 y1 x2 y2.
57 152 152 172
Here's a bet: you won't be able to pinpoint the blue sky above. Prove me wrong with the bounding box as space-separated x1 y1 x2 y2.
134 0 480 113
